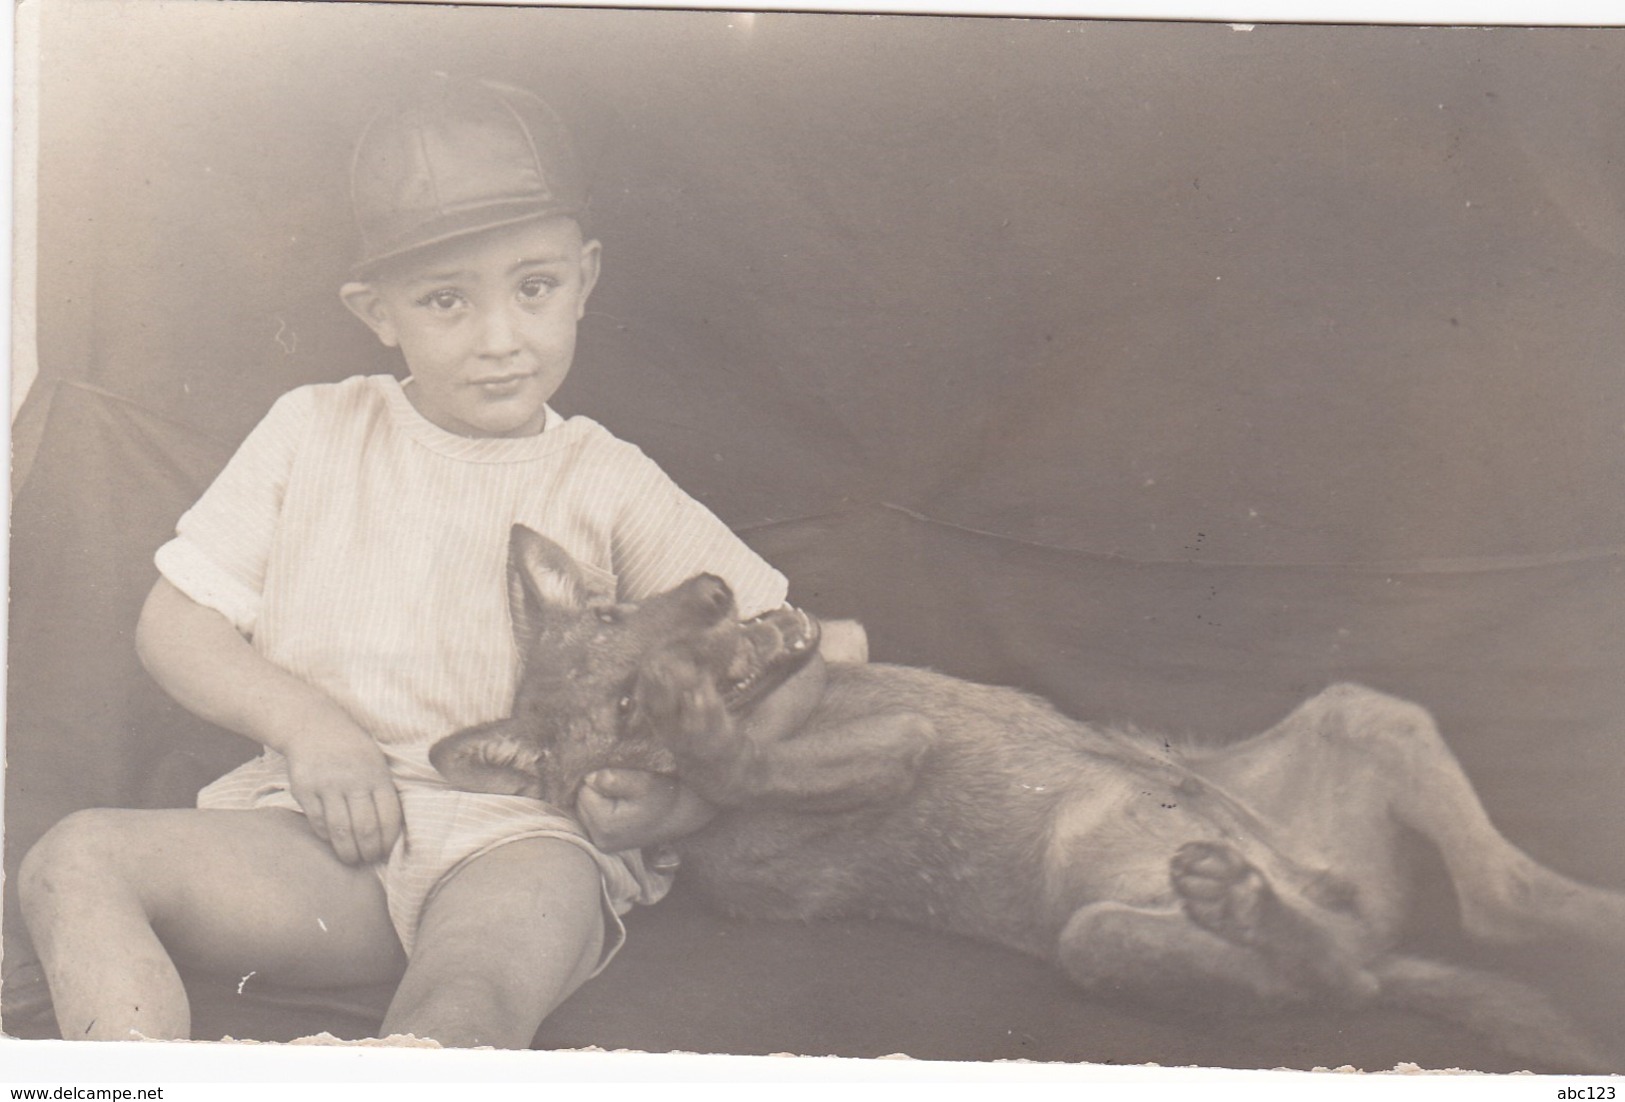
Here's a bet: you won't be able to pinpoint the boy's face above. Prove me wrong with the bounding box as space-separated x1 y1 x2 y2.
341 216 601 438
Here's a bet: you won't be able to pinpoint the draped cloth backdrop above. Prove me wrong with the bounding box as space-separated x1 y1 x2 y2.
7 2 1625 1069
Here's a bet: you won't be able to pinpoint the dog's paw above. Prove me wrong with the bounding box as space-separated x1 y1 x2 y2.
1174 842 1383 1002
1171 840 1274 947
636 646 737 760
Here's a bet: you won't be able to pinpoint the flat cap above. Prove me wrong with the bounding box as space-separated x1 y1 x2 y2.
350 74 588 274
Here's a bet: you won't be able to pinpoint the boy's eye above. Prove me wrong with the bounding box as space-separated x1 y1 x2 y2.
417 289 466 312
517 276 558 303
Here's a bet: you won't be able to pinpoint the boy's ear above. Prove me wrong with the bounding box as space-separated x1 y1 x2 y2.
339 282 400 348
576 239 602 320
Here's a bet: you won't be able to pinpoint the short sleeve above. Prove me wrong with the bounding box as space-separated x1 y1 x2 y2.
153 387 314 637
609 448 789 618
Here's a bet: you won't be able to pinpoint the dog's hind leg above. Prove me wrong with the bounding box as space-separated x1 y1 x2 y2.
1206 684 1625 951
1372 956 1618 1073
1058 891 1614 1072
1056 900 1323 1011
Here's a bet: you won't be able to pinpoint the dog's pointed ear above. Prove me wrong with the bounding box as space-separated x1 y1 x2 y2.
508 524 616 652
429 722 545 799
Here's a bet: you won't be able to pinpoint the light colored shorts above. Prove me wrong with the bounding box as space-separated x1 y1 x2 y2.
197 752 673 968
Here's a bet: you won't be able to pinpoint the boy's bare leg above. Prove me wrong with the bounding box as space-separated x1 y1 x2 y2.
19 807 405 1041
384 837 604 1049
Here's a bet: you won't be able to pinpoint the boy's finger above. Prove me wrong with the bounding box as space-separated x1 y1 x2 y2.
581 769 626 800
323 798 363 865
299 792 331 843
575 784 607 821
574 787 614 847
584 768 663 800
373 788 404 854
345 792 385 864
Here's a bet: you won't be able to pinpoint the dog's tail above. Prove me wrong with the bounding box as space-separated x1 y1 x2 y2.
1373 955 1614 1073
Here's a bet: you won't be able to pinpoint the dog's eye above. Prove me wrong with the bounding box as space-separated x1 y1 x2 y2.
595 608 622 625
617 694 634 715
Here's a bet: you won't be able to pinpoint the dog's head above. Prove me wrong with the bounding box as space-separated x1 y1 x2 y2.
429 524 820 808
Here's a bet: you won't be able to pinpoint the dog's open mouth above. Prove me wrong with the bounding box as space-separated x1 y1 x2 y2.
717 606 821 711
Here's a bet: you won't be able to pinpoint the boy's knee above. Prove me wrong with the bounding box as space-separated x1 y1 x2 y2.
19 809 133 918
391 840 608 1048
430 838 603 939
412 839 607 977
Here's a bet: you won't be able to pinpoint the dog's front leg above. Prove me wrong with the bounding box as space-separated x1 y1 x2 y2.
731 710 935 812
636 635 933 811
686 651 934 810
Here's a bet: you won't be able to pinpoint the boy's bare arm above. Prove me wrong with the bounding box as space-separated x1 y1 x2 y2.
135 578 402 864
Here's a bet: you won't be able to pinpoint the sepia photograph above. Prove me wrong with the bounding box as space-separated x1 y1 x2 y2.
5 0 1625 1088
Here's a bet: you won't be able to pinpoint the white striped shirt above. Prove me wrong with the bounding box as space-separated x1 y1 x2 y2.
157 373 789 788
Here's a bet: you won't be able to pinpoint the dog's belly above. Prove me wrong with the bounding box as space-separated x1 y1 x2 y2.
675 664 1205 956
1039 782 1207 908
677 794 1061 956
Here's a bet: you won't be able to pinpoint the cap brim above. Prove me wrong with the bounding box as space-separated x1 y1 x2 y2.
351 202 585 278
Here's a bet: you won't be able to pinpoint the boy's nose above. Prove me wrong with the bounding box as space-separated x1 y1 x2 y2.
476 304 522 359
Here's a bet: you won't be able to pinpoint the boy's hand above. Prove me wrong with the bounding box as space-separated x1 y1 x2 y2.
283 722 403 865
817 618 869 664
135 580 405 866
576 769 717 853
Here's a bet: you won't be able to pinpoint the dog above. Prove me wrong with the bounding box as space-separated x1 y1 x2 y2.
431 524 1625 1071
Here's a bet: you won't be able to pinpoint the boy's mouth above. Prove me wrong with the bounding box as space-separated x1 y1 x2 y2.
470 372 534 396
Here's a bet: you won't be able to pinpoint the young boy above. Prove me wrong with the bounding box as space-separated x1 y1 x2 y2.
19 74 802 1048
